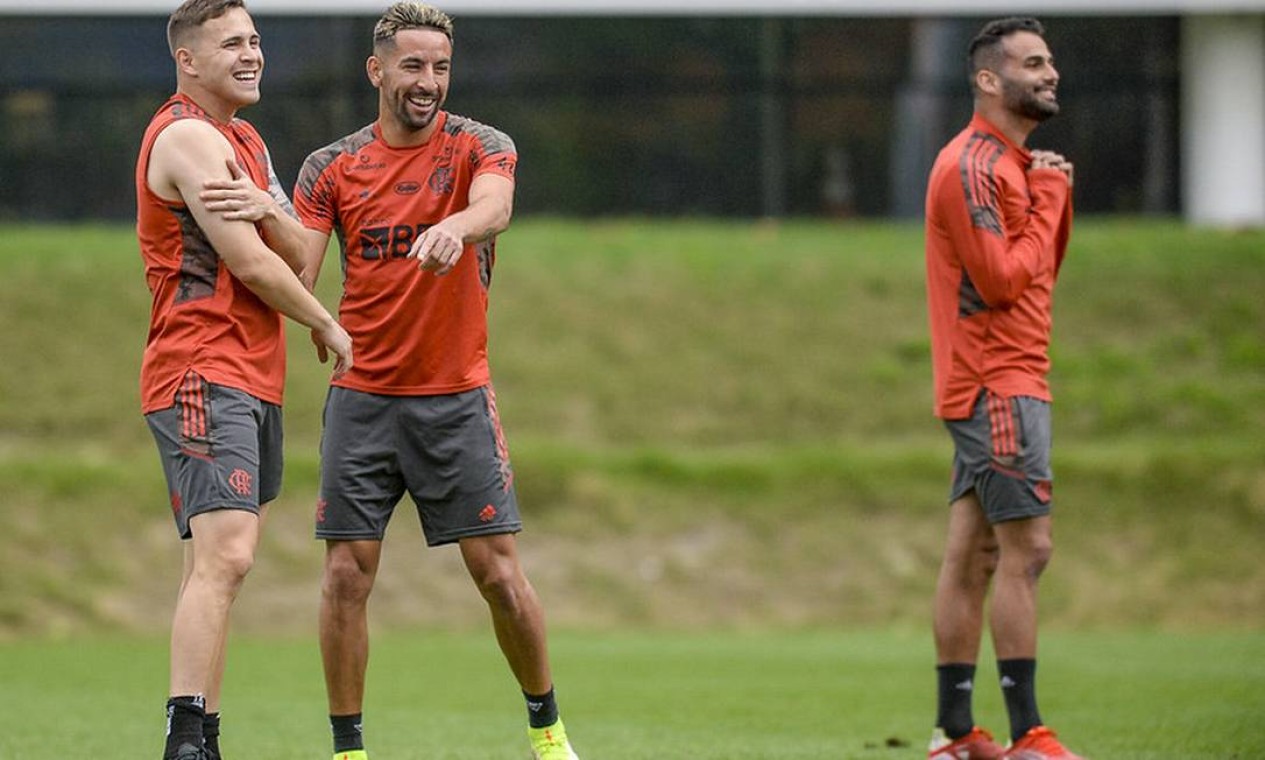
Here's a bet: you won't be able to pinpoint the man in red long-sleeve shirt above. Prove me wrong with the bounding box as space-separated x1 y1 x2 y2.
924 18 1083 760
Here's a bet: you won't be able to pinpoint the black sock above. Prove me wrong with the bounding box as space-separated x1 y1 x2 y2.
935 663 977 740
524 688 559 729
164 695 206 759
331 713 365 753
202 712 221 759
998 658 1042 743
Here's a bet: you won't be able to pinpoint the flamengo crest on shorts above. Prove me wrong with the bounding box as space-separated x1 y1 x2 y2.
147 372 284 539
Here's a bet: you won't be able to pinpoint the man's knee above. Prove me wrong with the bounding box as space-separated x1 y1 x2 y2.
978 539 1001 578
1025 535 1054 577
999 522 1054 579
949 539 1000 590
943 523 1000 583
469 555 529 611
323 544 377 604
189 513 259 589
194 541 256 594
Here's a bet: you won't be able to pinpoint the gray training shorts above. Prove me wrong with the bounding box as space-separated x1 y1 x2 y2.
315 385 522 546
945 391 1053 524
145 371 283 539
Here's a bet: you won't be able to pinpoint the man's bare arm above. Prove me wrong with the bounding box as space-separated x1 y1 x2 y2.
408 172 514 276
199 157 317 279
149 119 352 376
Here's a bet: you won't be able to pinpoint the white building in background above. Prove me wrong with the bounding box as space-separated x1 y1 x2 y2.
1183 15 1265 228
2 0 1263 226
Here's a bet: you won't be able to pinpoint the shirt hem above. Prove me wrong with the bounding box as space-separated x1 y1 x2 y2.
330 377 489 397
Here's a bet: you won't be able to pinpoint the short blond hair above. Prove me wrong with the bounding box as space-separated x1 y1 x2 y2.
373 2 454 49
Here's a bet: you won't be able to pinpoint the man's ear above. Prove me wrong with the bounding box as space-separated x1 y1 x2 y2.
366 55 383 88
175 47 197 78
975 69 1000 97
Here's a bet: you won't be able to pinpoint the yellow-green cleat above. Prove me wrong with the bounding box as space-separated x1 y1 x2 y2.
528 719 579 760
332 751 369 760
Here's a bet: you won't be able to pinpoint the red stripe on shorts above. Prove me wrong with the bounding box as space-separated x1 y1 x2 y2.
484 386 514 491
179 372 207 441
988 392 1017 458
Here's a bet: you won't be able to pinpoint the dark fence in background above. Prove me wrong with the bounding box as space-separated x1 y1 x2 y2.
0 14 1179 220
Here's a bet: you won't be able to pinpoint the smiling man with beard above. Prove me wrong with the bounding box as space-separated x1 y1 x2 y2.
923 17 1083 760
281 4 579 759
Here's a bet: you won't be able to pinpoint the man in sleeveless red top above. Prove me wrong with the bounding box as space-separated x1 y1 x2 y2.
923 18 1083 760
136 3 352 759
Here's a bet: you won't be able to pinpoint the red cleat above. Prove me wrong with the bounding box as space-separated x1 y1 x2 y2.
1004 726 1085 759
928 726 1006 759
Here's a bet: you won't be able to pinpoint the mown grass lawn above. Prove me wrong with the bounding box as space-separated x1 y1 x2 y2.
1 629 1262 758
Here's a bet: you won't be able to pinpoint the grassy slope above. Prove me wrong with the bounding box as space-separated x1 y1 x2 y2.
0 220 1262 636
0 630 1262 758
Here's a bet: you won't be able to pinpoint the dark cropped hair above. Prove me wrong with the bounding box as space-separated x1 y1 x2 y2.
167 0 247 56
967 17 1045 82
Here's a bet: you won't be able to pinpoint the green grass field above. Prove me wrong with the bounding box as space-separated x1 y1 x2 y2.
0 219 1262 756
1 630 1262 758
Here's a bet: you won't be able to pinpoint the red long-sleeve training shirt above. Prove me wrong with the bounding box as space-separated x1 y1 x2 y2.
924 113 1073 420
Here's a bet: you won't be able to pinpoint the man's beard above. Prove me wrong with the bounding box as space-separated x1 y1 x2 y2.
1004 81 1059 122
392 93 440 132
